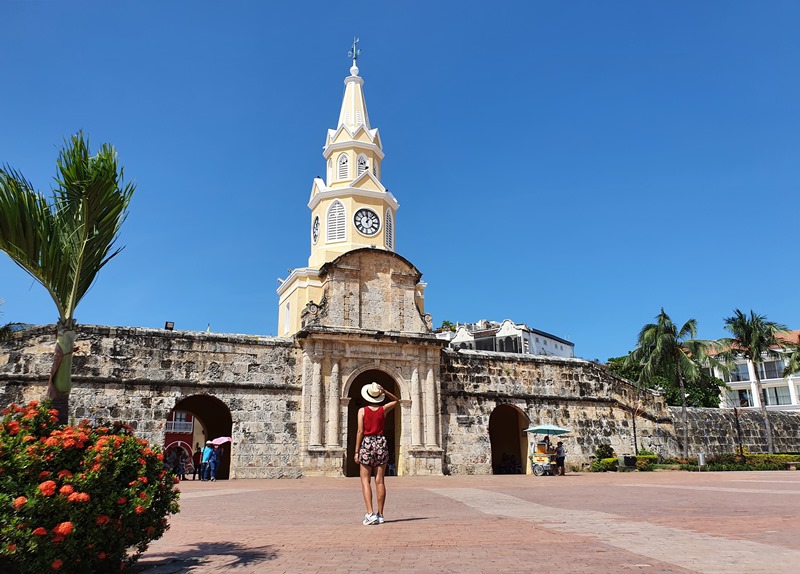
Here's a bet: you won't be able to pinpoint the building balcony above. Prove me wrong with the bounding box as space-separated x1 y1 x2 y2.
165 421 193 433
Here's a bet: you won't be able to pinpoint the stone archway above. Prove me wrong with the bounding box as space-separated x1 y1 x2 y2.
169 395 233 479
345 370 401 478
488 404 529 474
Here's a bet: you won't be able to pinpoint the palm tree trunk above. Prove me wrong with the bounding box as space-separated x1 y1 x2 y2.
677 365 689 459
753 370 775 454
47 320 76 425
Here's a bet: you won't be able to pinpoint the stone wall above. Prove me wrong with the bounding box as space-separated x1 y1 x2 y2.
5 326 799 479
670 406 800 457
439 349 675 474
0 325 304 478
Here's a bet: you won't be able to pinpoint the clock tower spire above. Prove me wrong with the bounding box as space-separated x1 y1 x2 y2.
277 42 412 336
306 41 398 269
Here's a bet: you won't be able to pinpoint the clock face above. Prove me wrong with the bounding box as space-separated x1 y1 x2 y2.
353 208 380 236
312 216 320 244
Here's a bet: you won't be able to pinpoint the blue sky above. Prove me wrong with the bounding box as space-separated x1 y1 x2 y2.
1 1 798 362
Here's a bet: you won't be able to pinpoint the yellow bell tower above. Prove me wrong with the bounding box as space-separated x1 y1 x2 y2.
277 40 403 336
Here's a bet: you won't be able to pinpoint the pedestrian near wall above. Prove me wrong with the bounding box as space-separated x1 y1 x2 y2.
201 440 214 481
354 382 399 525
555 441 566 476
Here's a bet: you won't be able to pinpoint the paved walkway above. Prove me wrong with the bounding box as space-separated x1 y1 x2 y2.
130 471 800 573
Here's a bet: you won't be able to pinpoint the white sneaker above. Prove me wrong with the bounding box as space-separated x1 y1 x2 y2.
376 514 384 524
362 513 378 526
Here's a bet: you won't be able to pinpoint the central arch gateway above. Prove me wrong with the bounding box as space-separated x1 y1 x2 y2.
345 369 400 477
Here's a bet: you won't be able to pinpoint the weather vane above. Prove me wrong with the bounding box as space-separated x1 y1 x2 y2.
348 36 361 67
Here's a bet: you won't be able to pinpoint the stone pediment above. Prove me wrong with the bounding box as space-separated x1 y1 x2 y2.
301 248 432 334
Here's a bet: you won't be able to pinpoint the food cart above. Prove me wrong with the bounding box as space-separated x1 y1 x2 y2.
523 424 571 477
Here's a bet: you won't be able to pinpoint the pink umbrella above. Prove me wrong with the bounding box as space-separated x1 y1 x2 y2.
211 437 232 445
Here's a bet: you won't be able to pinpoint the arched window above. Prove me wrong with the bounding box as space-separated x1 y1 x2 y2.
327 200 346 242
384 209 394 250
357 154 368 176
337 154 349 180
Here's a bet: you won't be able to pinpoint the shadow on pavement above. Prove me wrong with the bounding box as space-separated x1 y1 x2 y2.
128 541 277 573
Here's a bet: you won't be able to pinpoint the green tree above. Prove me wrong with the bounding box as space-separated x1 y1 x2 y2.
439 320 456 332
719 309 787 454
781 332 800 379
0 133 134 423
0 300 28 342
627 309 714 458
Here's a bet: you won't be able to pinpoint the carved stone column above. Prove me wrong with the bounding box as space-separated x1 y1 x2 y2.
424 366 438 448
309 355 323 447
326 360 340 447
411 366 423 447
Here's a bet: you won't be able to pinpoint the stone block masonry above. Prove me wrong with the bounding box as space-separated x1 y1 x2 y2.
0 325 303 479
3 326 800 477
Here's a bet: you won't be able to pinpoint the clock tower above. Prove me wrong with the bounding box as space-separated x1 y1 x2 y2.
277 43 424 336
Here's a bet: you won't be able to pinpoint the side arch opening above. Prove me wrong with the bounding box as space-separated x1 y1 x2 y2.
166 395 233 479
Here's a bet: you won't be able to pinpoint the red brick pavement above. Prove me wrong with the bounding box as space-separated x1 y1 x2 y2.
129 471 800 574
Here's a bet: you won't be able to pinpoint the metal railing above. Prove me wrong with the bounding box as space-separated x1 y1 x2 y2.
165 421 193 433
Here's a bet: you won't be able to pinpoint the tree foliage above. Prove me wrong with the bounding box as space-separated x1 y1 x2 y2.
718 309 787 454
0 133 133 422
626 309 715 458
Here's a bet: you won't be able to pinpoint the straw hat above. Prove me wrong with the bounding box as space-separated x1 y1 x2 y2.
361 382 385 404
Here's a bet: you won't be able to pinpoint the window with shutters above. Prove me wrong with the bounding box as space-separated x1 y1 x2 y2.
357 154 368 177
384 209 394 250
337 154 349 180
327 200 346 242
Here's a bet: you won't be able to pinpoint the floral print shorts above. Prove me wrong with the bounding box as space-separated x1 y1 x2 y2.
358 435 388 467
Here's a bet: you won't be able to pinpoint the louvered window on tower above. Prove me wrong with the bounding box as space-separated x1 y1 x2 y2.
385 210 394 250
338 154 349 179
357 155 368 176
356 110 363 126
327 200 346 242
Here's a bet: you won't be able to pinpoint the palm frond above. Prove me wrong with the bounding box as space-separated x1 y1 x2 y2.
0 132 134 320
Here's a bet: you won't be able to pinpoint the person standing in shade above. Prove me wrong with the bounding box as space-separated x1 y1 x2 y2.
209 444 222 481
201 440 214 481
192 445 202 480
354 382 399 525
555 441 566 476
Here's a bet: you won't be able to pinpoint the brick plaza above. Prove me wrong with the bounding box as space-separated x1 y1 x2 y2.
130 471 800 573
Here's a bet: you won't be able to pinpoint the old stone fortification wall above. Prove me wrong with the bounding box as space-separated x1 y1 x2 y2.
440 349 674 474
0 325 303 478
670 406 800 457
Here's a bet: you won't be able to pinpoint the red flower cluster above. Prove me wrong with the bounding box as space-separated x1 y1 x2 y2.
53 522 73 536
68 492 90 503
1 400 180 573
38 480 57 496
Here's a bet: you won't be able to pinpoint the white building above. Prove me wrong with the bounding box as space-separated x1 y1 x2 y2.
438 319 575 358
715 330 800 411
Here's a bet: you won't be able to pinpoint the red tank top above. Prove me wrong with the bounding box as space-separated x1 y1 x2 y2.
363 406 385 436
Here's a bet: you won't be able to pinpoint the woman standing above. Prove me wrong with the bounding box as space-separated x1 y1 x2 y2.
354 382 399 525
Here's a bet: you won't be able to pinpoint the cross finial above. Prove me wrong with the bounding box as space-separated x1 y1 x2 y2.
348 36 361 75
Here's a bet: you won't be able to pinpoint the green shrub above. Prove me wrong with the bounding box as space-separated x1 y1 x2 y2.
594 444 614 460
636 448 655 456
590 457 618 472
636 455 657 471
0 401 180 573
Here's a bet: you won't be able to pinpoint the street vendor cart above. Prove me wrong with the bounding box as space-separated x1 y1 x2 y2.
524 424 571 477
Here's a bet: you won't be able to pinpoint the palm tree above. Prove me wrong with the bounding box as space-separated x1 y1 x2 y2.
720 309 788 454
628 309 713 458
0 133 134 422
782 333 800 380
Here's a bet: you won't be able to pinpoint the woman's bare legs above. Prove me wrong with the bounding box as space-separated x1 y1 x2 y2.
359 463 374 514
375 464 387 515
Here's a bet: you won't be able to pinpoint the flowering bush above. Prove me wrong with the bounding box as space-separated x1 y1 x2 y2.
0 401 180 573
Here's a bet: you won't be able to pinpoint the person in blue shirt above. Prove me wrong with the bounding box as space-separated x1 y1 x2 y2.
209 444 222 481
201 441 214 481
